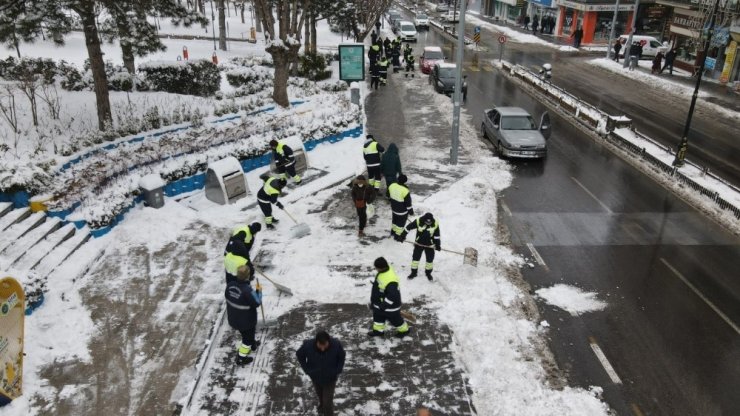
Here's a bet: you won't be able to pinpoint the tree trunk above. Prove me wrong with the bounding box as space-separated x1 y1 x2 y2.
79 5 113 131
310 14 317 54
304 10 310 52
198 0 205 13
240 2 245 23
12 33 21 58
270 48 291 107
121 42 136 75
218 0 227 50
255 1 262 32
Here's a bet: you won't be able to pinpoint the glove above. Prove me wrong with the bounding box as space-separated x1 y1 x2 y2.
408 209 415 216
276 201 284 209
435 244 441 252
399 231 408 242
255 282 262 291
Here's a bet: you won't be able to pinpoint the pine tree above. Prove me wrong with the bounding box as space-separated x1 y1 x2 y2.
0 0 70 58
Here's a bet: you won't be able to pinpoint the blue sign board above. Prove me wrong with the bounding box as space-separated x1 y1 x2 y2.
531 0 553 7
474 26 481 34
339 44 365 82
704 57 716 70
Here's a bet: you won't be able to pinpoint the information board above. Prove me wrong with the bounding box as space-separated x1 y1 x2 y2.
338 44 365 82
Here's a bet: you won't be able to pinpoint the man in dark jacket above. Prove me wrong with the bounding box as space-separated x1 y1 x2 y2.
224 222 261 283
383 38 392 57
369 257 410 337
391 39 402 73
399 212 441 281
296 330 346 416
381 142 402 192
370 61 381 90
350 175 377 237
269 139 301 184
257 176 285 229
225 266 262 365
613 40 622 62
363 134 385 190
571 27 583 48
368 42 381 66
378 56 390 85
388 174 413 240
661 48 676 75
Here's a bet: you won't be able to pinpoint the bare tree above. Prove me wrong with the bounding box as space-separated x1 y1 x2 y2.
253 0 310 107
16 70 40 127
0 84 19 133
38 83 62 120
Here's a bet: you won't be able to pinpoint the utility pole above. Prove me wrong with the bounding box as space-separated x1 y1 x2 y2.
622 0 641 68
450 0 468 165
673 0 721 167
210 0 217 50
606 0 621 60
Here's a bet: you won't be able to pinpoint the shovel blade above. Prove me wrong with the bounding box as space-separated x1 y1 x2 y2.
463 247 478 267
273 282 294 296
291 223 311 238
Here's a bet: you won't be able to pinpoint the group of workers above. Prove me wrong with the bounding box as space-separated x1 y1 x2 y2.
368 34 416 89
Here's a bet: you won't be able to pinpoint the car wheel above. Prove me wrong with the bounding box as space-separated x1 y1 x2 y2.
497 141 505 158
481 123 487 139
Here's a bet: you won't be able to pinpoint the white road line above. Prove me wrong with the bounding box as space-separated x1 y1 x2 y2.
526 243 547 268
570 176 614 214
501 201 513 217
589 337 623 384
660 258 740 335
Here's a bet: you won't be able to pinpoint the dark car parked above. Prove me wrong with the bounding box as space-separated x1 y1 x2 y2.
428 62 467 101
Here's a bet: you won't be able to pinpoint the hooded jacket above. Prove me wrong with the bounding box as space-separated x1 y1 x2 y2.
381 143 402 182
351 177 377 205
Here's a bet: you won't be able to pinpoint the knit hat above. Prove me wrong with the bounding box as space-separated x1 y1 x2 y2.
250 222 262 233
421 212 434 224
397 174 408 184
269 139 278 148
374 257 389 272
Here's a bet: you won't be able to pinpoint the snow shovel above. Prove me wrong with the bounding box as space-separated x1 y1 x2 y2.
255 277 266 325
405 241 478 267
280 207 311 238
400 310 417 324
255 269 294 296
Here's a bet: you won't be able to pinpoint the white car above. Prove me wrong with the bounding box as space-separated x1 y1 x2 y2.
397 20 418 42
414 13 429 29
440 11 460 23
618 35 669 57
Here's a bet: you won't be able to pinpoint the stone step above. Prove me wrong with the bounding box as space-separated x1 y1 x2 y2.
0 207 31 232
1 217 63 269
34 228 92 276
15 223 77 271
0 211 46 253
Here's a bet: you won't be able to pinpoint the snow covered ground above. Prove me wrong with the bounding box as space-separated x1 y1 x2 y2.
536 284 608 316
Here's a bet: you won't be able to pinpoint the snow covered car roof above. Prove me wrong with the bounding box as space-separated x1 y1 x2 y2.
495 107 532 116
424 46 443 53
438 62 458 69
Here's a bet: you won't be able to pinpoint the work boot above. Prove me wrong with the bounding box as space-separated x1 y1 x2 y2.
272 218 280 224
425 270 433 281
358 229 365 237
236 354 254 366
408 269 418 280
367 330 384 337
251 340 261 352
395 327 412 338
266 223 275 230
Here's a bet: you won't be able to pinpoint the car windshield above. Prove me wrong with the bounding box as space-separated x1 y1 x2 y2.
438 67 456 78
401 24 415 31
425 50 444 60
501 115 536 130
416 14 428 19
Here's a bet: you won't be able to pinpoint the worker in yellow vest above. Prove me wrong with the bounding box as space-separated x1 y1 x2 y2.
368 257 410 338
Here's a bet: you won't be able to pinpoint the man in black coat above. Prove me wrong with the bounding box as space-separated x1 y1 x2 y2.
296 330 346 416
661 48 676 75
225 266 262 365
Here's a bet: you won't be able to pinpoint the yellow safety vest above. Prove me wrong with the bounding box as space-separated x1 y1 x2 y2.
224 252 249 276
263 177 281 196
388 183 409 203
363 141 379 156
416 218 439 235
232 226 253 245
377 267 400 292
275 141 287 156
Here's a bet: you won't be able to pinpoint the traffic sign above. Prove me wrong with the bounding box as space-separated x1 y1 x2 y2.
473 33 481 44
474 26 481 34
498 34 507 44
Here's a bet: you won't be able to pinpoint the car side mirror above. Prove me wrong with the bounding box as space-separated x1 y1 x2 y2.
493 124 499 129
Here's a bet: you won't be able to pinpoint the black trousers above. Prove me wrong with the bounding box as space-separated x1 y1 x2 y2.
258 201 273 221
391 212 408 236
412 245 435 268
372 309 405 328
238 327 256 348
277 162 297 178
312 380 336 416
357 207 367 230
371 75 379 89
367 165 381 185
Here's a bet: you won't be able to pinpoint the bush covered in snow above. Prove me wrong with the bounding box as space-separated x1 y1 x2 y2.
298 53 332 81
139 59 220 96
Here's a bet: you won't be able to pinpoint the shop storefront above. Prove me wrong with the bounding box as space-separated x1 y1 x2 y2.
725 19 740 86
557 1 635 44
479 0 522 23
528 0 559 33
666 7 702 72
637 3 672 40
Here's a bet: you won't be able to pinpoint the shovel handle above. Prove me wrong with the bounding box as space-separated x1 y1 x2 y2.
256 277 266 325
404 240 466 257
281 207 299 225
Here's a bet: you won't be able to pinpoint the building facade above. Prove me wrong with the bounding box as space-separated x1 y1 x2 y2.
555 0 637 43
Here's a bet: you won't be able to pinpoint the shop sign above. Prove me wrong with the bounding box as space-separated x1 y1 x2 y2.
531 0 553 7
704 57 716 70
672 13 703 30
719 40 738 83
559 1 635 12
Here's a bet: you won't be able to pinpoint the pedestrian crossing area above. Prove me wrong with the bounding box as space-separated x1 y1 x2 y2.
464 63 496 72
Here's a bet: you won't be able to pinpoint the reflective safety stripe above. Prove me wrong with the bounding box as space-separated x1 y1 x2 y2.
411 261 419 269
224 252 249 276
392 210 409 215
265 216 273 224
396 321 409 333
389 184 409 203
263 177 281 196
391 224 404 235
366 162 381 167
226 298 252 310
238 343 251 356
425 263 434 270
385 306 401 312
373 322 386 331
416 218 439 238
232 226 253 245
384 298 394 305
258 198 272 204
377 267 400 292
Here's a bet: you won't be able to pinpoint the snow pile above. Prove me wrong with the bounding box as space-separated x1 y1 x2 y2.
465 14 576 52
536 284 608 316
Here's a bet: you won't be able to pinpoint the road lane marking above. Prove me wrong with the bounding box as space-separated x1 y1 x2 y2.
660 258 740 335
588 336 623 384
571 176 613 214
467 65 481 72
482 65 495 72
526 243 548 271
501 201 512 217
631 403 646 416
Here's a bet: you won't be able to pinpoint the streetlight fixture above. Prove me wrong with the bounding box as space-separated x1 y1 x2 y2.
673 0 721 167
450 0 468 165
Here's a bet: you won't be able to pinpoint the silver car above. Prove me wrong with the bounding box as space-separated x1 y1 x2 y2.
481 107 551 159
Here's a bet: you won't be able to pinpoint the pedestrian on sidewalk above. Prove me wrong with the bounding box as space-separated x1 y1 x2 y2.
376 19 382 32
660 48 676 75
296 330 346 416
381 142 402 193
628 41 640 71
270 139 301 184
368 42 381 66
399 212 441 281
363 134 385 190
257 176 285 229
378 56 389 85
224 222 261 281
404 48 416 78
549 16 555 34
612 40 622 62
388 174 414 240
371 30 378 46
652 51 664 74
369 257 410 337
349 175 377 237
523 15 530 30
370 60 381 90
391 38 402 73
225 265 261 365
532 16 539 35
383 38 392 57
571 26 583 48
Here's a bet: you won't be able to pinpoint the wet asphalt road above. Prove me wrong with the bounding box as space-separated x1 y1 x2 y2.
389 5 740 415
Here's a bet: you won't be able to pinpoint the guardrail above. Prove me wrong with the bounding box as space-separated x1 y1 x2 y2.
503 61 740 221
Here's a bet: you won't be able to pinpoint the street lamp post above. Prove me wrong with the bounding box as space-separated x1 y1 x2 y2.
210 0 217 50
673 0 722 167
450 0 468 165
606 0 621 60
622 0 641 68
